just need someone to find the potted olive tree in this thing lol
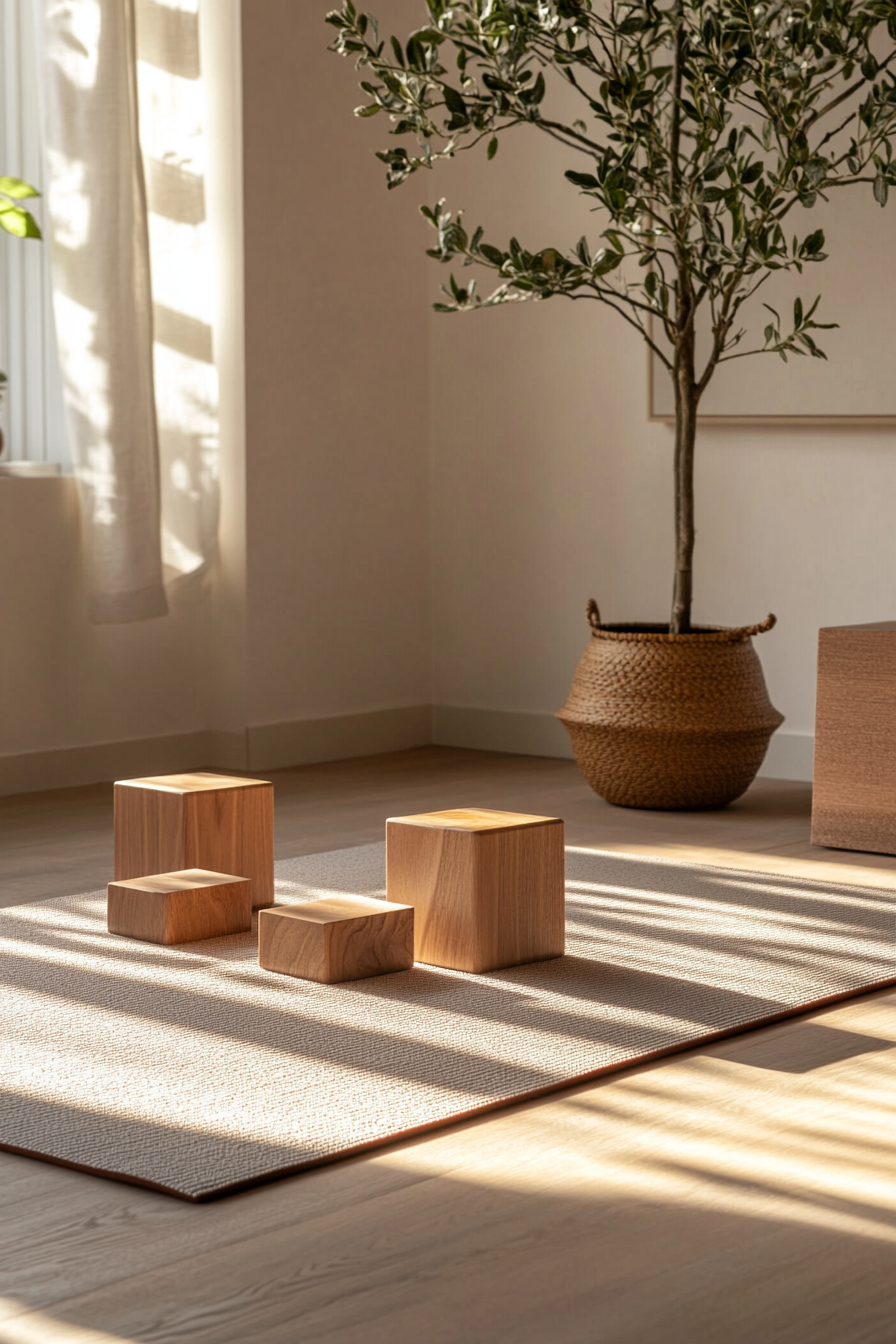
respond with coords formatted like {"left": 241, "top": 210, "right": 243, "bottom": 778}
{"left": 329, "top": 0, "right": 896, "bottom": 808}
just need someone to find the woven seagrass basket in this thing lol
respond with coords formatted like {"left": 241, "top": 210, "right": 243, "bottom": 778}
{"left": 557, "top": 605, "right": 784, "bottom": 810}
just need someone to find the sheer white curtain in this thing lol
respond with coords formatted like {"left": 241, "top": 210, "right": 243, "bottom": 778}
{"left": 40, "top": 0, "right": 219, "bottom": 623}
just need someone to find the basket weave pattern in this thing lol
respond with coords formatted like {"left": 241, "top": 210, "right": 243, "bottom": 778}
{"left": 557, "top": 616, "right": 784, "bottom": 810}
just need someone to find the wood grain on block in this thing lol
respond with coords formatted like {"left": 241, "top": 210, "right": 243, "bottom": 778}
{"left": 114, "top": 773, "right": 274, "bottom": 908}
{"left": 812, "top": 622, "right": 896, "bottom": 855}
{"left": 258, "top": 897, "right": 415, "bottom": 984}
{"left": 107, "top": 869, "right": 252, "bottom": 945}
{"left": 386, "top": 808, "right": 565, "bottom": 973}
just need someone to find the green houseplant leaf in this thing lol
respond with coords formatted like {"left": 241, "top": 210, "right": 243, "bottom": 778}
{"left": 0, "top": 176, "right": 42, "bottom": 390}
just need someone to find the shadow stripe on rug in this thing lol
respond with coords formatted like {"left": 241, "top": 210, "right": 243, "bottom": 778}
{"left": 1, "top": 844, "right": 894, "bottom": 1201}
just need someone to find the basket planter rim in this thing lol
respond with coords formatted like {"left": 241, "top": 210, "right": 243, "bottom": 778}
{"left": 589, "top": 614, "right": 777, "bottom": 644}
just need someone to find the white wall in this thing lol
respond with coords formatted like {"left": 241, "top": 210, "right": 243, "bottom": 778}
{"left": 241, "top": 0, "right": 432, "bottom": 737}
{"left": 0, "top": 477, "right": 228, "bottom": 791}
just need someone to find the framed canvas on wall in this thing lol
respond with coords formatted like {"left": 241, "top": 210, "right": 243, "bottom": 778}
{"left": 649, "top": 186, "right": 896, "bottom": 426}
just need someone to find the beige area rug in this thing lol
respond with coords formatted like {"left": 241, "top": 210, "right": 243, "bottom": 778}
{"left": 1, "top": 844, "right": 895, "bottom": 1201}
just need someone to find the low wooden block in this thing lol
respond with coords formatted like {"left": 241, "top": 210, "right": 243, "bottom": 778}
{"left": 114, "top": 772, "right": 274, "bottom": 909}
{"left": 258, "top": 897, "right": 414, "bottom": 984}
{"left": 386, "top": 808, "right": 565, "bottom": 974}
{"left": 107, "top": 869, "right": 252, "bottom": 945}
{"left": 811, "top": 621, "right": 896, "bottom": 855}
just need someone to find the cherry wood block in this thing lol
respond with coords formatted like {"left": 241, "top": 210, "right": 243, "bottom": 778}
{"left": 107, "top": 869, "right": 252, "bottom": 945}
{"left": 258, "top": 897, "right": 415, "bottom": 984}
{"left": 114, "top": 773, "right": 274, "bottom": 909}
{"left": 812, "top": 622, "right": 896, "bottom": 855}
{"left": 386, "top": 808, "right": 565, "bottom": 973}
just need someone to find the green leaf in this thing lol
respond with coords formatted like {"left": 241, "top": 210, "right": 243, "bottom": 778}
{"left": 702, "top": 150, "right": 731, "bottom": 182}
{"left": 794, "top": 296, "right": 803, "bottom": 327}
{"left": 801, "top": 228, "right": 825, "bottom": 257}
{"left": 442, "top": 85, "right": 468, "bottom": 116}
{"left": 487, "top": 136, "right": 498, "bottom": 160}
{"left": 804, "top": 159, "right": 827, "bottom": 188}
{"left": 521, "top": 71, "right": 546, "bottom": 106}
{"left": 0, "top": 176, "right": 40, "bottom": 200}
{"left": 595, "top": 252, "right": 622, "bottom": 276}
{"left": 696, "top": 186, "right": 725, "bottom": 204}
{"left": 874, "top": 174, "right": 889, "bottom": 206}
{"left": 565, "top": 170, "right": 599, "bottom": 189}
{"left": 0, "top": 204, "right": 41, "bottom": 239}
{"left": 741, "top": 162, "right": 763, "bottom": 185}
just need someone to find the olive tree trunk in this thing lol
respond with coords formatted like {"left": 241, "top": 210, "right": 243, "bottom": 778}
{"left": 670, "top": 321, "right": 697, "bottom": 635}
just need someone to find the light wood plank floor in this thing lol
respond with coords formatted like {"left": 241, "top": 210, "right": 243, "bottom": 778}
{"left": 2, "top": 747, "right": 896, "bottom": 1344}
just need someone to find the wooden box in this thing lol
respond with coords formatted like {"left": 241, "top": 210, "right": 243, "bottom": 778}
{"left": 811, "top": 621, "right": 896, "bottom": 855}
{"left": 258, "top": 897, "right": 414, "bottom": 984}
{"left": 386, "top": 808, "right": 565, "bottom": 973}
{"left": 107, "top": 869, "right": 252, "bottom": 945}
{"left": 114, "top": 773, "right": 274, "bottom": 909}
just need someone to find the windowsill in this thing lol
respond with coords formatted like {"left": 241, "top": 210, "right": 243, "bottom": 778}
{"left": 0, "top": 462, "right": 65, "bottom": 478}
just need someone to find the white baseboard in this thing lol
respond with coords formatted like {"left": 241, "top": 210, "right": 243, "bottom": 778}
{"left": 757, "top": 730, "right": 815, "bottom": 782}
{"left": 0, "top": 730, "right": 249, "bottom": 798}
{"left": 433, "top": 706, "right": 815, "bottom": 783}
{"left": 0, "top": 708, "right": 433, "bottom": 797}
{"left": 0, "top": 707, "right": 814, "bottom": 797}
{"left": 247, "top": 706, "right": 433, "bottom": 771}
{"left": 432, "top": 705, "right": 574, "bottom": 759}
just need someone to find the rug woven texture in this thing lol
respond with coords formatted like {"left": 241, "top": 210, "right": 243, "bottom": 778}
{"left": 1, "top": 844, "right": 894, "bottom": 1200}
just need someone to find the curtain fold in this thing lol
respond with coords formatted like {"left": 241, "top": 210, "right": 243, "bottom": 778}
{"left": 40, "top": 0, "right": 222, "bottom": 624}
{"left": 42, "top": 0, "right": 168, "bottom": 624}
{"left": 134, "top": 0, "right": 220, "bottom": 591}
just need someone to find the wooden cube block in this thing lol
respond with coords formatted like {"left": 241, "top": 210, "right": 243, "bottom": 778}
{"left": 107, "top": 869, "right": 252, "bottom": 945}
{"left": 386, "top": 808, "right": 565, "bottom": 973}
{"left": 114, "top": 773, "right": 274, "bottom": 909}
{"left": 258, "top": 897, "right": 414, "bottom": 984}
{"left": 811, "top": 621, "right": 896, "bottom": 855}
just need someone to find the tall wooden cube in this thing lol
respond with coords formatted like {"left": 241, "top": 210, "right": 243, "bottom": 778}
{"left": 108, "top": 869, "right": 253, "bottom": 945}
{"left": 812, "top": 621, "right": 896, "bottom": 855}
{"left": 258, "top": 897, "right": 415, "bottom": 984}
{"left": 386, "top": 808, "right": 565, "bottom": 973}
{"left": 114, "top": 772, "right": 274, "bottom": 909}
